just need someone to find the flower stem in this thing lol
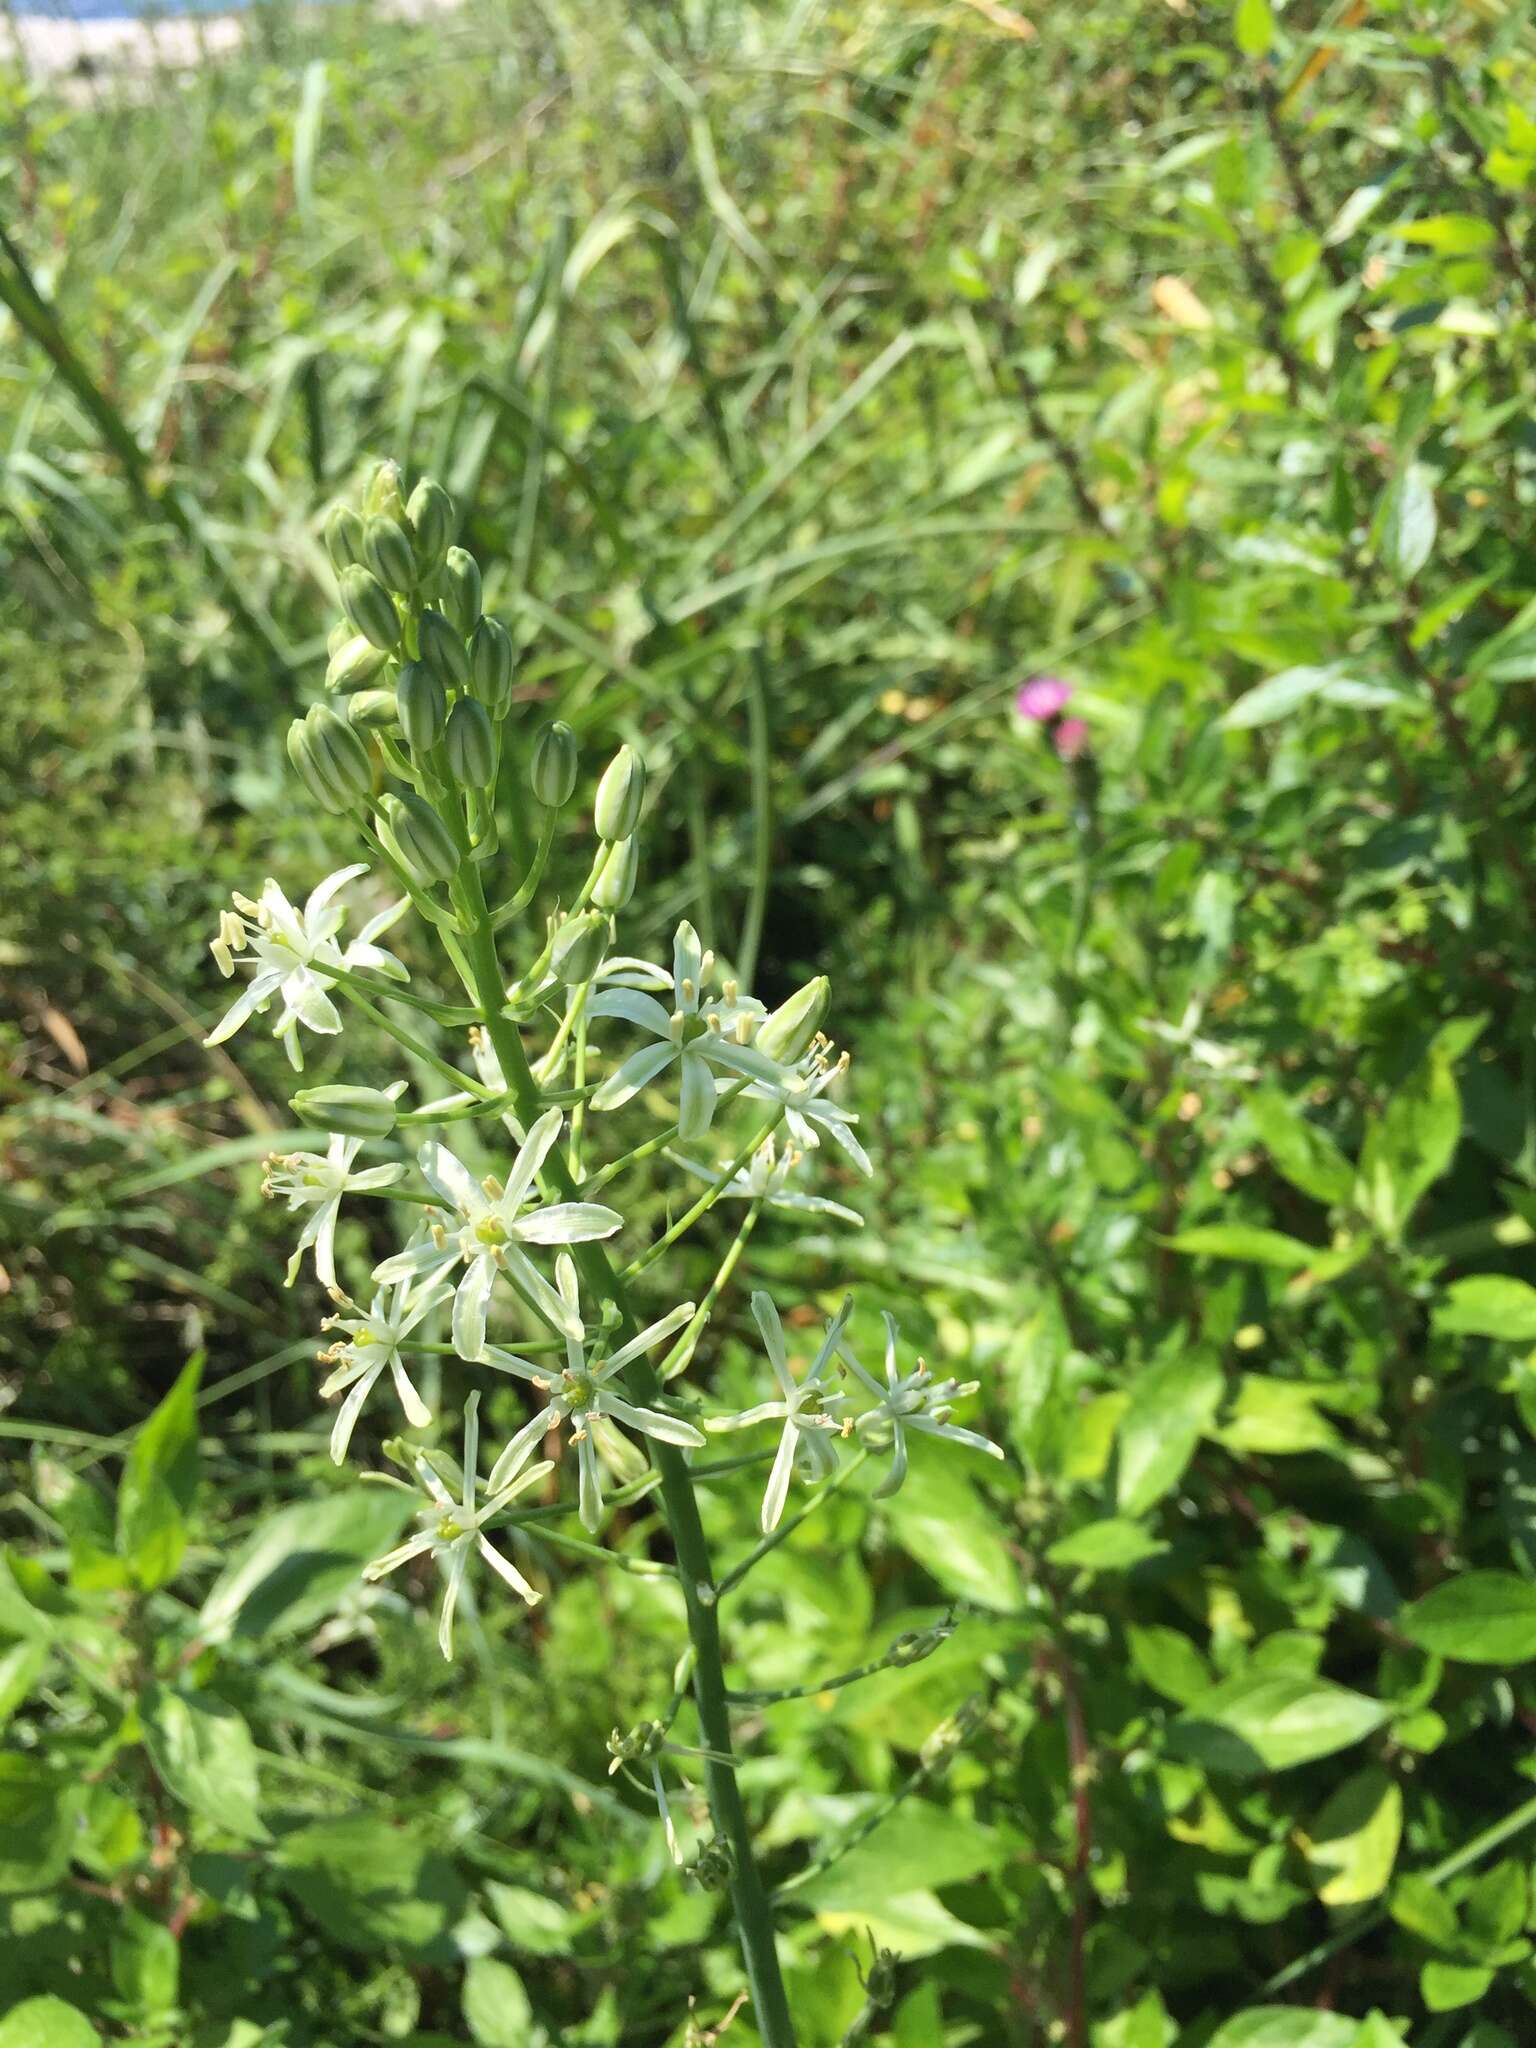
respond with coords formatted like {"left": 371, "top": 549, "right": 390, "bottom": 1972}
{"left": 447, "top": 860, "right": 798, "bottom": 2048}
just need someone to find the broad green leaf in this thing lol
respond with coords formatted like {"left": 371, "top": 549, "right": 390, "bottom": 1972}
{"left": 1389, "top": 214, "right": 1497, "bottom": 254}
{"left": 1297, "top": 1766, "right": 1402, "bottom": 1904}
{"left": 0, "top": 1642, "right": 47, "bottom": 1732}
{"left": 198, "top": 1488, "right": 413, "bottom": 1643}
{"left": 814, "top": 1888, "right": 991, "bottom": 1957}
{"left": 1047, "top": 1518, "right": 1167, "bottom": 1572}
{"left": 277, "top": 1816, "right": 468, "bottom": 1956}
{"left": 1206, "top": 2011, "right": 1358, "bottom": 2048}
{"left": 116, "top": 1354, "right": 202, "bottom": 1591}
{"left": 1421, "top": 1961, "right": 1494, "bottom": 2012}
{"left": 485, "top": 1882, "right": 582, "bottom": 1956}
{"left": 882, "top": 1452, "right": 1018, "bottom": 1612}
{"left": 463, "top": 1956, "right": 534, "bottom": 2048}
{"left": 795, "top": 1804, "right": 1006, "bottom": 1911}
{"left": 0, "top": 2000, "right": 101, "bottom": 2048}
{"left": 1358, "top": 1040, "right": 1461, "bottom": 1241}
{"left": 1169, "top": 1672, "right": 1388, "bottom": 1776}
{"left": 1378, "top": 462, "right": 1437, "bottom": 584}
{"left": 0, "top": 1756, "right": 83, "bottom": 1895}
{"left": 1220, "top": 664, "right": 1361, "bottom": 733}
{"left": 142, "top": 1686, "right": 266, "bottom": 1841}
{"left": 1117, "top": 1351, "right": 1223, "bottom": 1515}
{"left": 1390, "top": 1870, "right": 1459, "bottom": 1947}
{"left": 1247, "top": 1090, "right": 1354, "bottom": 1205}
{"left": 1127, "top": 1624, "right": 1212, "bottom": 1706}
{"left": 1233, "top": 0, "right": 1273, "bottom": 57}
{"left": 1432, "top": 1275, "right": 1536, "bottom": 1342}
{"left": 1164, "top": 1224, "right": 1317, "bottom": 1269}
{"left": 1466, "top": 1858, "right": 1527, "bottom": 1948}
{"left": 1401, "top": 1572, "right": 1536, "bottom": 1664}
{"left": 110, "top": 1909, "right": 179, "bottom": 2016}
{"left": 1216, "top": 1378, "right": 1344, "bottom": 1457}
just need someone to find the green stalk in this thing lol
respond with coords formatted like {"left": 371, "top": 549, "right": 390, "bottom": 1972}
{"left": 447, "top": 858, "right": 797, "bottom": 2048}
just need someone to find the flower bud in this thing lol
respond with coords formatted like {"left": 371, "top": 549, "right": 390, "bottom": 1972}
{"left": 441, "top": 547, "right": 482, "bottom": 636}
{"left": 593, "top": 745, "right": 645, "bottom": 841}
{"left": 339, "top": 564, "right": 401, "bottom": 652}
{"left": 323, "top": 504, "right": 365, "bottom": 573}
{"left": 531, "top": 721, "right": 578, "bottom": 807}
{"left": 286, "top": 716, "right": 349, "bottom": 815}
{"left": 325, "top": 633, "right": 391, "bottom": 694}
{"left": 290, "top": 1085, "right": 400, "bottom": 1139}
{"left": 468, "top": 616, "right": 514, "bottom": 717}
{"left": 346, "top": 688, "right": 400, "bottom": 731}
{"left": 364, "top": 458, "right": 408, "bottom": 525}
{"left": 445, "top": 696, "right": 496, "bottom": 790}
{"left": 304, "top": 703, "right": 374, "bottom": 808}
{"left": 363, "top": 514, "right": 418, "bottom": 595}
{"left": 406, "top": 476, "right": 454, "bottom": 564}
{"left": 591, "top": 835, "right": 638, "bottom": 910}
{"left": 756, "top": 976, "right": 829, "bottom": 1063}
{"left": 550, "top": 910, "right": 608, "bottom": 986}
{"left": 379, "top": 791, "right": 460, "bottom": 886}
{"left": 397, "top": 661, "right": 447, "bottom": 753}
{"left": 417, "top": 608, "right": 471, "bottom": 689}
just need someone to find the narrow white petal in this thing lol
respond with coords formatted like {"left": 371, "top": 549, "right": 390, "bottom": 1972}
{"left": 761, "top": 1425, "right": 798, "bottom": 1532}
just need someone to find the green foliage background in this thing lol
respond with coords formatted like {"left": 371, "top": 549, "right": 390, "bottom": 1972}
{"left": 5, "top": 0, "right": 1536, "bottom": 2041}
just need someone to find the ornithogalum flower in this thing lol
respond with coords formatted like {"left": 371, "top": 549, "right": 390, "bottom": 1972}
{"left": 673, "top": 1135, "right": 863, "bottom": 1226}
{"left": 839, "top": 1312, "right": 1003, "bottom": 1498}
{"left": 363, "top": 1393, "right": 552, "bottom": 1659}
{"left": 205, "top": 865, "right": 408, "bottom": 1070}
{"left": 318, "top": 1271, "right": 449, "bottom": 1463}
{"left": 264, "top": 1122, "right": 407, "bottom": 1289}
{"left": 708, "top": 1292, "right": 852, "bottom": 1531}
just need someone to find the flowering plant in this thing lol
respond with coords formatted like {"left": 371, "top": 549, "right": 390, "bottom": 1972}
{"left": 208, "top": 461, "right": 1001, "bottom": 2043}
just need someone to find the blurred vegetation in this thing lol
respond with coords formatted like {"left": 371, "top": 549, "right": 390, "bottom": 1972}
{"left": 7, "top": 0, "right": 1536, "bottom": 2042}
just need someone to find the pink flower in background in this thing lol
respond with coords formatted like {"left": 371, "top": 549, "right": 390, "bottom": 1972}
{"left": 1015, "top": 675, "right": 1073, "bottom": 722}
{"left": 1053, "top": 717, "right": 1090, "bottom": 762}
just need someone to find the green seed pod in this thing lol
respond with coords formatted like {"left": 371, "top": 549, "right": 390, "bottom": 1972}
{"left": 756, "top": 975, "right": 830, "bottom": 1063}
{"left": 346, "top": 688, "right": 400, "bottom": 731}
{"left": 397, "top": 661, "right": 447, "bottom": 753}
{"left": 441, "top": 547, "right": 482, "bottom": 636}
{"left": 380, "top": 791, "right": 460, "bottom": 886}
{"left": 364, "top": 458, "right": 408, "bottom": 526}
{"left": 468, "top": 616, "right": 514, "bottom": 717}
{"left": 323, "top": 503, "right": 365, "bottom": 573}
{"left": 531, "top": 720, "right": 578, "bottom": 807}
{"left": 290, "top": 1084, "right": 401, "bottom": 1139}
{"left": 286, "top": 715, "right": 349, "bottom": 815}
{"left": 444, "top": 696, "right": 496, "bottom": 790}
{"left": 591, "top": 835, "right": 638, "bottom": 910}
{"left": 325, "top": 633, "right": 391, "bottom": 694}
{"left": 406, "top": 476, "right": 454, "bottom": 564}
{"left": 327, "top": 618, "right": 352, "bottom": 657}
{"left": 593, "top": 745, "right": 646, "bottom": 842}
{"left": 363, "top": 515, "right": 418, "bottom": 595}
{"left": 550, "top": 910, "right": 608, "bottom": 987}
{"left": 417, "top": 608, "right": 471, "bottom": 690}
{"left": 305, "top": 703, "right": 374, "bottom": 807}
{"left": 339, "top": 564, "right": 401, "bottom": 652}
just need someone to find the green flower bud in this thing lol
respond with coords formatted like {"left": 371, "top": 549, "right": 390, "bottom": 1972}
{"left": 441, "top": 547, "right": 482, "bottom": 636}
{"left": 406, "top": 476, "right": 454, "bottom": 564}
{"left": 339, "top": 564, "right": 401, "bottom": 652}
{"left": 468, "top": 616, "right": 514, "bottom": 717}
{"left": 304, "top": 703, "right": 374, "bottom": 807}
{"left": 379, "top": 791, "right": 460, "bottom": 886}
{"left": 323, "top": 503, "right": 365, "bottom": 573}
{"left": 364, "top": 458, "right": 408, "bottom": 525}
{"left": 327, "top": 618, "right": 352, "bottom": 657}
{"left": 756, "top": 976, "right": 830, "bottom": 1063}
{"left": 290, "top": 1084, "right": 400, "bottom": 1139}
{"left": 593, "top": 745, "right": 646, "bottom": 842}
{"left": 417, "top": 608, "right": 471, "bottom": 689}
{"left": 286, "top": 716, "right": 349, "bottom": 815}
{"left": 591, "top": 834, "right": 638, "bottom": 910}
{"left": 363, "top": 514, "right": 418, "bottom": 595}
{"left": 397, "top": 661, "right": 447, "bottom": 753}
{"left": 325, "top": 633, "right": 391, "bottom": 694}
{"left": 531, "top": 720, "right": 578, "bottom": 807}
{"left": 346, "top": 688, "right": 400, "bottom": 731}
{"left": 445, "top": 696, "right": 496, "bottom": 790}
{"left": 550, "top": 910, "right": 608, "bottom": 987}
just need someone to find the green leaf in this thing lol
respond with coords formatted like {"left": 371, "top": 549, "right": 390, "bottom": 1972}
{"left": 1390, "top": 1870, "right": 1459, "bottom": 1948}
{"left": 0, "top": 1642, "right": 47, "bottom": 1732}
{"left": 1247, "top": 1090, "right": 1354, "bottom": 1205}
{"left": 1401, "top": 1572, "right": 1536, "bottom": 1664}
{"left": 1206, "top": 2011, "right": 1359, "bottom": 2048}
{"left": 485, "top": 1882, "right": 582, "bottom": 1956}
{"left": 1389, "top": 214, "right": 1498, "bottom": 254}
{"left": 198, "top": 1488, "right": 413, "bottom": 1643}
{"left": 1297, "top": 1766, "right": 1403, "bottom": 1904}
{"left": 463, "top": 1956, "right": 535, "bottom": 2048}
{"left": 0, "top": 2000, "right": 101, "bottom": 2048}
{"left": 142, "top": 1685, "right": 267, "bottom": 1841}
{"left": 1432, "top": 1275, "right": 1536, "bottom": 1341}
{"left": 1358, "top": 1040, "right": 1461, "bottom": 1241}
{"left": 1117, "top": 1351, "right": 1223, "bottom": 1515}
{"left": 1378, "top": 463, "right": 1437, "bottom": 583}
{"left": 1128, "top": 1624, "right": 1212, "bottom": 1705}
{"left": 1219, "top": 664, "right": 1370, "bottom": 733}
{"left": 1216, "top": 1377, "right": 1344, "bottom": 1457}
{"left": 1047, "top": 1518, "right": 1168, "bottom": 1572}
{"left": 1164, "top": 1224, "right": 1318, "bottom": 1269}
{"left": 116, "top": 1354, "right": 202, "bottom": 1591}
{"left": 813, "top": 1889, "right": 991, "bottom": 1957}
{"left": 882, "top": 1451, "right": 1018, "bottom": 1612}
{"left": 1169, "top": 1672, "right": 1388, "bottom": 1776}
{"left": 110, "top": 1909, "right": 179, "bottom": 2016}
{"left": 277, "top": 1816, "right": 468, "bottom": 1957}
{"left": 1466, "top": 1858, "right": 1528, "bottom": 1949}
{"left": 1233, "top": 0, "right": 1273, "bottom": 57}
{"left": 1421, "top": 1960, "right": 1494, "bottom": 2012}
{"left": 0, "top": 1756, "right": 83, "bottom": 1895}
{"left": 795, "top": 1804, "right": 1006, "bottom": 1912}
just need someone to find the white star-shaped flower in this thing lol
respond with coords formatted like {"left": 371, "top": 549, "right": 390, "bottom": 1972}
{"left": 318, "top": 1271, "right": 449, "bottom": 1463}
{"left": 707, "top": 1292, "right": 852, "bottom": 1532}
{"left": 264, "top": 1121, "right": 406, "bottom": 1289}
{"left": 672, "top": 1134, "right": 863, "bottom": 1227}
{"left": 840, "top": 1313, "right": 1003, "bottom": 1498}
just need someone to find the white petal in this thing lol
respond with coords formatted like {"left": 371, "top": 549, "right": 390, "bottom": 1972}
{"left": 672, "top": 921, "right": 704, "bottom": 999}
{"left": 363, "top": 1532, "right": 435, "bottom": 1581}
{"left": 453, "top": 1257, "right": 496, "bottom": 1361}
{"left": 761, "top": 1424, "right": 798, "bottom": 1532}
{"left": 437, "top": 1545, "right": 469, "bottom": 1660}
{"left": 477, "top": 1533, "right": 541, "bottom": 1606}
{"left": 329, "top": 1366, "right": 378, "bottom": 1465}
{"left": 604, "top": 1299, "right": 697, "bottom": 1374}
{"left": 591, "top": 1040, "right": 676, "bottom": 1111}
{"left": 303, "top": 863, "right": 369, "bottom": 924}
{"left": 576, "top": 1433, "right": 604, "bottom": 1533}
{"left": 312, "top": 1199, "right": 341, "bottom": 1292}
{"left": 676, "top": 1053, "right": 717, "bottom": 1142}
{"left": 487, "top": 1406, "right": 560, "bottom": 1491}
{"left": 203, "top": 970, "right": 281, "bottom": 1047}
{"left": 503, "top": 1245, "right": 583, "bottom": 1339}
{"left": 504, "top": 1107, "right": 564, "bottom": 1210}
{"left": 389, "top": 1354, "right": 432, "bottom": 1430}
{"left": 418, "top": 1140, "right": 481, "bottom": 1217}
{"left": 516, "top": 1202, "right": 623, "bottom": 1246}
{"left": 599, "top": 1393, "right": 704, "bottom": 1448}
{"left": 751, "top": 1291, "right": 792, "bottom": 1400}
{"left": 585, "top": 989, "right": 673, "bottom": 1036}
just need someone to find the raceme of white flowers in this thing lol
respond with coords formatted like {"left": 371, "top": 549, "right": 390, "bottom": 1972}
{"left": 209, "top": 460, "right": 1001, "bottom": 1695}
